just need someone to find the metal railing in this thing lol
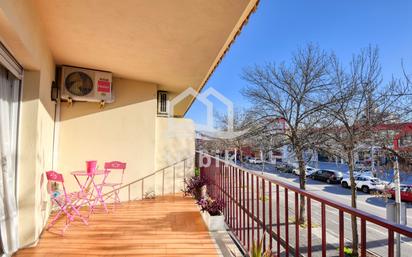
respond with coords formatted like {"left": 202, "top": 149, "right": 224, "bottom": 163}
{"left": 196, "top": 151, "right": 412, "bottom": 257}
{"left": 103, "top": 156, "right": 193, "bottom": 201}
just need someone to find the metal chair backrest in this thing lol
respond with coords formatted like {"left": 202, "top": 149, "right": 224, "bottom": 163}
{"left": 104, "top": 161, "right": 127, "bottom": 185}
{"left": 45, "top": 170, "right": 68, "bottom": 197}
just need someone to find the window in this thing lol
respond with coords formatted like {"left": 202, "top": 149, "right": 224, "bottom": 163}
{"left": 0, "top": 42, "right": 22, "bottom": 255}
{"left": 157, "top": 91, "right": 168, "bottom": 115}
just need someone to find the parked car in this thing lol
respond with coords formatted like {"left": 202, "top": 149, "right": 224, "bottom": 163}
{"left": 341, "top": 175, "right": 386, "bottom": 193}
{"left": 309, "top": 169, "right": 343, "bottom": 183}
{"left": 248, "top": 157, "right": 263, "bottom": 164}
{"left": 292, "top": 166, "right": 318, "bottom": 176}
{"left": 276, "top": 163, "right": 294, "bottom": 173}
{"left": 388, "top": 185, "right": 412, "bottom": 202}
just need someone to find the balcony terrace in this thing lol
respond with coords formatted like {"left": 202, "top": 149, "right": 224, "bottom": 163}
{"left": 15, "top": 195, "right": 219, "bottom": 257}
{"left": 11, "top": 152, "right": 412, "bottom": 257}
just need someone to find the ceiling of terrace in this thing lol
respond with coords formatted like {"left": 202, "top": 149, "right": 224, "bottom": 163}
{"left": 30, "top": 0, "right": 258, "bottom": 114}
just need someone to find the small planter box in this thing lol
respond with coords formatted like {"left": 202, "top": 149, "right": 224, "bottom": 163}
{"left": 200, "top": 210, "right": 225, "bottom": 231}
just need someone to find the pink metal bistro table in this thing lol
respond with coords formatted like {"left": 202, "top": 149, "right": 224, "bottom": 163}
{"left": 71, "top": 170, "right": 110, "bottom": 214}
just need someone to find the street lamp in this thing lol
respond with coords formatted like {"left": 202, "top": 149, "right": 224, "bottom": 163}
{"left": 392, "top": 138, "right": 402, "bottom": 257}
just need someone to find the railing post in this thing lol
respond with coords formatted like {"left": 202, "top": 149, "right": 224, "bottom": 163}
{"left": 262, "top": 177, "right": 266, "bottom": 250}
{"left": 227, "top": 164, "right": 229, "bottom": 224}
{"left": 236, "top": 168, "right": 239, "bottom": 237}
{"left": 389, "top": 229, "right": 394, "bottom": 257}
{"left": 251, "top": 173, "right": 255, "bottom": 244}
{"left": 321, "top": 202, "right": 326, "bottom": 257}
{"left": 230, "top": 166, "right": 234, "bottom": 230}
{"left": 238, "top": 168, "right": 242, "bottom": 242}
{"left": 219, "top": 162, "right": 221, "bottom": 201}
{"left": 285, "top": 188, "right": 289, "bottom": 257}
{"left": 183, "top": 159, "right": 186, "bottom": 191}
{"left": 269, "top": 181, "right": 273, "bottom": 250}
{"left": 232, "top": 166, "right": 235, "bottom": 231}
{"left": 276, "top": 184, "right": 280, "bottom": 256}
{"left": 216, "top": 163, "right": 219, "bottom": 199}
{"left": 210, "top": 159, "right": 213, "bottom": 198}
{"left": 307, "top": 197, "right": 312, "bottom": 257}
{"left": 173, "top": 165, "right": 176, "bottom": 195}
{"left": 361, "top": 219, "right": 366, "bottom": 257}
{"left": 128, "top": 185, "right": 130, "bottom": 202}
{"left": 162, "top": 169, "right": 165, "bottom": 196}
{"left": 242, "top": 169, "right": 246, "bottom": 247}
{"left": 295, "top": 192, "right": 299, "bottom": 257}
{"left": 339, "top": 210, "right": 344, "bottom": 257}
{"left": 141, "top": 180, "right": 144, "bottom": 199}
{"left": 256, "top": 174, "right": 260, "bottom": 244}
{"left": 224, "top": 164, "right": 228, "bottom": 223}
{"left": 247, "top": 172, "right": 251, "bottom": 251}
{"left": 222, "top": 163, "right": 224, "bottom": 206}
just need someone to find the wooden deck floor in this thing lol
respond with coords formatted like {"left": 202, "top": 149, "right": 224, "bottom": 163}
{"left": 15, "top": 195, "right": 219, "bottom": 257}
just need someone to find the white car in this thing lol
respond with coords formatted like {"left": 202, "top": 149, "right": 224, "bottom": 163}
{"left": 341, "top": 175, "right": 386, "bottom": 193}
{"left": 293, "top": 166, "right": 317, "bottom": 176}
{"left": 248, "top": 158, "right": 263, "bottom": 164}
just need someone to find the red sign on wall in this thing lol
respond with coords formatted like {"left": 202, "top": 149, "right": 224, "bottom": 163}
{"left": 97, "top": 80, "right": 111, "bottom": 93}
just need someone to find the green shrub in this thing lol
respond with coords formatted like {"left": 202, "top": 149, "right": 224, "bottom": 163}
{"left": 194, "top": 167, "right": 200, "bottom": 177}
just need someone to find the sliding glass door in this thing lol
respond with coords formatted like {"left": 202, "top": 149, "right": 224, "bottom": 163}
{"left": 0, "top": 64, "right": 20, "bottom": 255}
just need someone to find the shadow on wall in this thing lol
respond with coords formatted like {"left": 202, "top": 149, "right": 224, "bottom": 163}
{"left": 156, "top": 118, "right": 195, "bottom": 165}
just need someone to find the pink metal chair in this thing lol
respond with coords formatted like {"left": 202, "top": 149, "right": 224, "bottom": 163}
{"left": 46, "top": 171, "right": 89, "bottom": 234}
{"left": 99, "top": 161, "right": 126, "bottom": 209}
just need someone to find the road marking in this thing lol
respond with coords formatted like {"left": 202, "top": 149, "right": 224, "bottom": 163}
{"left": 247, "top": 166, "right": 412, "bottom": 250}
{"left": 262, "top": 170, "right": 412, "bottom": 223}
{"left": 273, "top": 177, "right": 412, "bottom": 249}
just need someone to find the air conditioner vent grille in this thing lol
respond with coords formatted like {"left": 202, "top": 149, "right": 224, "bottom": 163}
{"left": 65, "top": 71, "right": 94, "bottom": 96}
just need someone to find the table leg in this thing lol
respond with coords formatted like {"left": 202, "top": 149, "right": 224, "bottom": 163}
{"left": 91, "top": 175, "right": 109, "bottom": 213}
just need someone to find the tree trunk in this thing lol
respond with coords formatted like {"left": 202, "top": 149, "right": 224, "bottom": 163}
{"left": 296, "top": 147, "right": 306, "bottom": 225}
{"left": 347, "top": 148, "right": 359, "bottom": 256}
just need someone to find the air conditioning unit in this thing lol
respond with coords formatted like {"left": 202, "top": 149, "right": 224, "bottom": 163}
{"left": 60, "top": 66, "right": 113, "bottom": 103}
{"left": 157, "top": 91, "right": 169, "bottom": 116}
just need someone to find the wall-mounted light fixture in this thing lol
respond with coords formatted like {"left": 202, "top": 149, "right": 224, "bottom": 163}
{"left": 51, "top": 81, "right": 59, "bottom": 102}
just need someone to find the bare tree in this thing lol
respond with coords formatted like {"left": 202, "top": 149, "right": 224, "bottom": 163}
{"left": 242, "top": 44, "right": 335, "bottom": 224}
{"left": 196, "top": 134, "right": 226, "bottom": 156}
{"left": 321, "top": 46, "right": 411, "bottom": 255}
{"left": 368, "top": 76, "right": 412, "bottom": 174}
{"left": 214, "top": 109, "right": 256, "bottom": 162}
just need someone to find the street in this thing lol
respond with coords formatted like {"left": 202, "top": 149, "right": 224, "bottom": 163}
{"left": 235, "top": 162, "right": 412, "bottom": 256}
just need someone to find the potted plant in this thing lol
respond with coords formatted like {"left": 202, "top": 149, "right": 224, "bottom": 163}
{"left": 197, "top": 197, "right": 225, "bottom": 231}
{"left": 183, "top": 175, "right": 207, "bottom": 200}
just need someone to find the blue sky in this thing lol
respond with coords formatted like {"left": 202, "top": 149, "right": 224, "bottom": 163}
{"left": 185, "top": 0, "right": 412, "bottom": 126}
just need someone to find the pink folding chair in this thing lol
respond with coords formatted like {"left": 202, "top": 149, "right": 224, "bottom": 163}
{"left": 46, "top": 171, "right": 89, "bottom": 234}
{"left": 99, "top": 161, "right": 126, "bottom": 209}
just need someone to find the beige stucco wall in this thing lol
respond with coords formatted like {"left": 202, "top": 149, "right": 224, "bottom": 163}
{"left": 58, "top": 81, "right": 196, "bottom": 201}
{"left": 0, "top": 0, "right": 56, "bottom": 248}
{"left": 154, "top": 117, "right": 195, "bottom": 195}
{"left": 155, "top": 117, "right": 195, "bottom": 169}
{"left": 58, "top": 78, "right": 158, "bottom": 200}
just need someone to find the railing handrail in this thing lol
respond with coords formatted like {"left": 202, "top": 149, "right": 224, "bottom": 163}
{"left": 103, "top": 155, "right": 194, "bottom": 199}
{"left": 197, "top": 151, "right": 412, "bottom": 237}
